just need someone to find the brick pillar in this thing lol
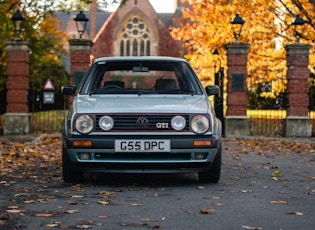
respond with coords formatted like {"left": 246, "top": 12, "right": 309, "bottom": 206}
{"left": 284, "top": 43, "right": 312, "bottom": 137}
{"left": 4, "top": 39, "right": 31, "bottom": 135}
{"left": 225, "top": 42, "right": 250, "bottom": 136}
{"left": 69, "top": 39, "right": 93, "bottom": 86}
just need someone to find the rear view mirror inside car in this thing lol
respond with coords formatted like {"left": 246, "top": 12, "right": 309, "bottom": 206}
{"left": 132, "top": 66, "right": 149, "bottom": 72}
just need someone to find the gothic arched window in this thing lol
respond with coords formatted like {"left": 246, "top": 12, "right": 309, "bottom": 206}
{"left": 118, "top": 15, "right": 151, "bottom": 56}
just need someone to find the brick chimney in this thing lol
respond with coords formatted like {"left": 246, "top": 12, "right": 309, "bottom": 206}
{"left": 90, "top": 0, "right": 97, "bottom": 40}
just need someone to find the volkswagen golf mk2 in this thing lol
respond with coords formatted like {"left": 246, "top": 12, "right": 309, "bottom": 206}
{"left": 62, "top": 56, "right": 222, "bottom": 183}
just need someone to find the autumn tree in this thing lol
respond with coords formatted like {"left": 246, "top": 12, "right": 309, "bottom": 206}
{"left": 171, "top": 0, "right": 315, "bottom": 86}
{"left": 0, "top": 1, "right": 69, "bottom": 96}
{"left": 0, "top": 0, "right": 125, "bottom": 113}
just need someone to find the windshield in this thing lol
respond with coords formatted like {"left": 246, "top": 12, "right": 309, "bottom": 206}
{"left": 79, "top": 60, "right": 203, "bottom": 95}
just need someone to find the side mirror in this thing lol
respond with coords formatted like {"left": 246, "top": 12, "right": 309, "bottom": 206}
{"left": 205, "top": 85, "right": 219, "bottom": 96}
{"left": 62, "top": 85, "right": 76, "bottom": 95}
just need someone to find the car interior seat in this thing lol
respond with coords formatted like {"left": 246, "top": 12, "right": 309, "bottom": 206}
{"left": 155, "top": 79, "right": 178, "bottom": 91}
{"left": 103, "top": 81, "right": 125, "bottom": 88}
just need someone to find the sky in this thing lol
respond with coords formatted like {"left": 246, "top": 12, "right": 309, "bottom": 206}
{"left": 108, "top": 0, "right": 176, "bottom": 13}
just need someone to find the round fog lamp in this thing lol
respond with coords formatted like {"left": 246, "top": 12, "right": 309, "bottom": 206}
{"left": 99, "top": 116, "right": 114, "bottom": 131}
{"left": 171, "top": 116, "right": 186, "bottom": 131}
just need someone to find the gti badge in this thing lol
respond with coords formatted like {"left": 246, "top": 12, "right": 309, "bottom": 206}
{"left": 156, "top": 123, "right": 169, "bottom": 128}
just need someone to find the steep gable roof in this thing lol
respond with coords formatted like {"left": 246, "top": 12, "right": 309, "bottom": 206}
{"left": 56, "top": 8, "right": 175, "bottom": 41}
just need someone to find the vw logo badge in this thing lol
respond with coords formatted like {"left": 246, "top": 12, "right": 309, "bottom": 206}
{"left": 137, "top": 117, "right": 149, "bottom": 128}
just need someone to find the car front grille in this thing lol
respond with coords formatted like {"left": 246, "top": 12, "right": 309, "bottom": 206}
{"left": 95, "top": 114, "right": 190, "bottom": 131}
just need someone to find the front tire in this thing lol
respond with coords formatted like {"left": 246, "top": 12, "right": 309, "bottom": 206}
{"left": 198, "top": 144, "right": 222, "bottom": 183}
{"left": 62, "top": 145, "right": 84, "bottom": 183}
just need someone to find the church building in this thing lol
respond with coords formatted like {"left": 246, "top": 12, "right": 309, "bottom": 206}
{"left": 57, "top": 0, "right": 187, "bottom": 61}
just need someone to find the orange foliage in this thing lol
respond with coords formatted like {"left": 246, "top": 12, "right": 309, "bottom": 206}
{"left": 171, "top": 0, "right": 315, "bottom": 84}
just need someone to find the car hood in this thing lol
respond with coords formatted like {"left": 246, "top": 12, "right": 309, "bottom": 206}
{"left": 73, "top": 95, "right": 210, "bottom": 114}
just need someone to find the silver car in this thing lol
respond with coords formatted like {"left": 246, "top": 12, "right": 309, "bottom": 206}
{"left": 62, "top": 56, "right": 222, "bottom": 183}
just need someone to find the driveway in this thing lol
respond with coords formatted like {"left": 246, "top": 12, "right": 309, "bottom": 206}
{"left": 0, "top": 135, "right": 314, "bottom": 229}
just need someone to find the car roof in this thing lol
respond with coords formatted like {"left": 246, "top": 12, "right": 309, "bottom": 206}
{"left": 93, "top": 56, "right": 188, "bottom": 63}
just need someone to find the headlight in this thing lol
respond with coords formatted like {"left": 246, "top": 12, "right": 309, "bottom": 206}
{"left": 75, "top": 115, "right": 94, "bottom": 134}
{"left": 99, "top": 116, "right": 114, "bottom": 131}
{"left": 171, "top": 116, "right": 186, "bottom": 131}
{"left": 191, "top": 115, "right": 209, "bottom": 134}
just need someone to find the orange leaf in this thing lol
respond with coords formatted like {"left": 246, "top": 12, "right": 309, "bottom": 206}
{"left": 200, "top": 208, "right": 216, "bottom": 214}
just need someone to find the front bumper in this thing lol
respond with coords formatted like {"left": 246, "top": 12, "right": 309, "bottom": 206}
{"left": 62, "top": 134, "right": 221, "bottom": 173}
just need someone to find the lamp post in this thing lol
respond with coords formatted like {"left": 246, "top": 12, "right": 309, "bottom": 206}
{"left": 291, "top": 14, "right": 305, "bottom": 43}
{"left": 11, "top": 10, "right": 25, "bottom": 39}
{"left": 231, "top": 14, "right": 245, "bottom": 42}
{"left": 212, "top": 48, "right": 225, "bottom": 135}
{"left": 74, "top": 11, "right": 89, "bottom": 39}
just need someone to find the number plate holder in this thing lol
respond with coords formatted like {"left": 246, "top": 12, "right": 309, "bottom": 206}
{"left": 115, "top": 140, "right": 170, "bottom": 152}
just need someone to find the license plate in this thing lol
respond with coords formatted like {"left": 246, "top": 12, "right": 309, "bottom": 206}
{"left": 115, "top": 140, "right": 170, "bottom": 152}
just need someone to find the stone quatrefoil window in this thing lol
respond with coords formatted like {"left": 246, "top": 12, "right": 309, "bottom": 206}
{"left": 119, "top": 15, "right": 151, "bottom": 56}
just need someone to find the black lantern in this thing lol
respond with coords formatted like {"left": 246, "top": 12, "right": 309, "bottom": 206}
{"left": 74, "top": 11, "right": 89, "bottom": 39}
{"left": 231, "top": 14, "right": 245, "bottom": 42}
{"left": 11, "top": 10, "right": 25, "bottom": 38}
{"left": 291, "top": 14, "right": 305, "bottom": 43}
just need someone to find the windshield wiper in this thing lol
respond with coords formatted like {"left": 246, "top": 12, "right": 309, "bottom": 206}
{"left": 137, "top": 90, "right": 152, "bottom": 96}
{"left": 180, "top": 89, "right": 197, "bottom": 94}
{"left": 156, "top": 89, "right": 197, "bottom": 94}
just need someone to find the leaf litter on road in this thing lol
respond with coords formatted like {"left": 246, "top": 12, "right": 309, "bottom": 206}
{"left": 0, "top": 135, "right": 314, "bottom": 229}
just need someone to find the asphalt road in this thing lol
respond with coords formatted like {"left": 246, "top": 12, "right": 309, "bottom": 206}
{"left": 0, "top": 137, "right": 314, "bottom": 230}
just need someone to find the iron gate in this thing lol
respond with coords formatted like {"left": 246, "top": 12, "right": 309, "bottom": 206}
{"left": 28, "top": 66, "right": 69, "bottom": 133}
{"left": 247, "top": 69, "right": 287, "bottom": 136}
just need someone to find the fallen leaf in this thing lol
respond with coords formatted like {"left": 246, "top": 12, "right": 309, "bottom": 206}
{"left": 76, "top": 225, "right": 92, "bottom": 229}
{"left": 186, "top": 210, "right": 197, "bottom": 214}
{"left": 242, "top": 225, "right": 262, "bottom": 229}
{"left": 67, "top": 200, "right": 78, "bottom": 205}
{"left": 287, "top": 211, "right": 303, "bottom": 216}
{"left": 24, "top": 200, "right": 36, "bottom": 204}
{"left": 99, "top": 191, "right": 115, "bottom": 197}
{"left": 234, "top": 155, "right": 242, "bottom": 160}
{"left": 42, "top": 223, "right": 59, "bottom": 227}
{"left": 98, "top": 200, "right": 110, "bottom": 205}
{"left": 66, "top": 210, "right": 78, "bottom": 214}
{"left": 140, "top": 218, "right": 152, "bottom": 222}
{"left": 213, "top": 203, "right": 224, "bottom": 207}
{"left": 0, "top": 214, "right": 11, "bottom": 220}
{"left": 130, "top": 203, "right": 143, "bottom": 206}
{"left": 200, "top": 208, "right": 216, "bottom": 214}
{"left": 6, "top": 209, "right": 27, "bottom": 213}
{"left": 272, "top": 169, "right": 282, "bottom": 177}
{"left": 270, "top": 200, "right": 289, "bottom": 204}
{"left": 35, "top": 213, "right": 55, "bottom": 217}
